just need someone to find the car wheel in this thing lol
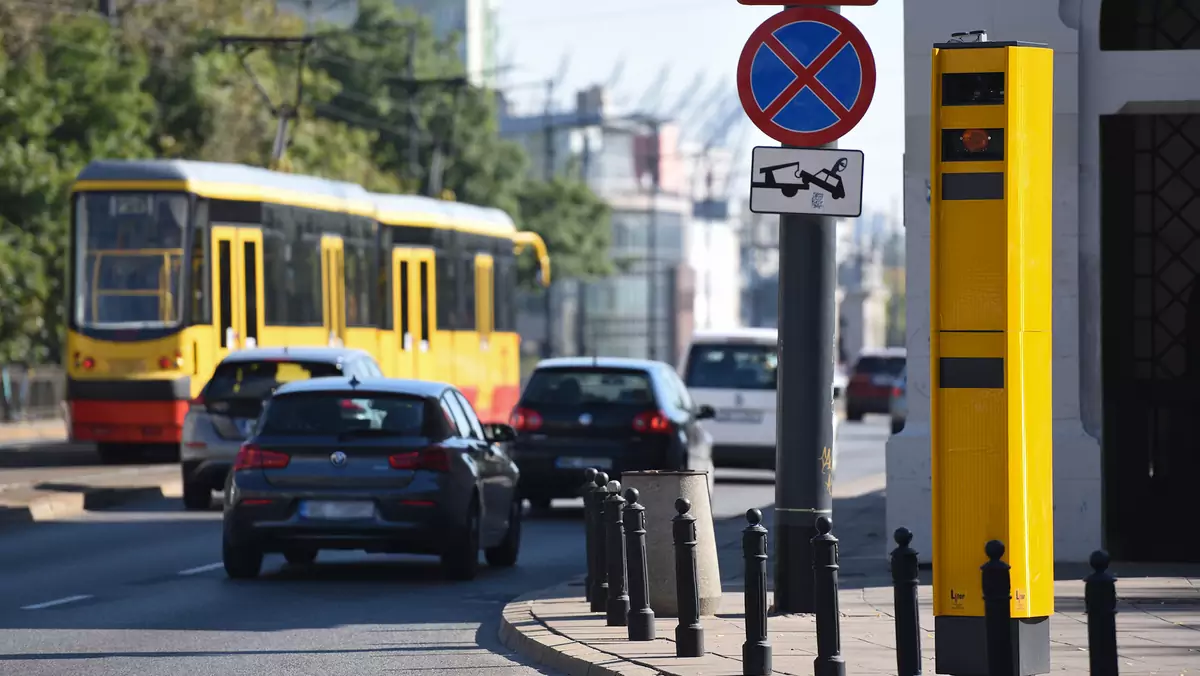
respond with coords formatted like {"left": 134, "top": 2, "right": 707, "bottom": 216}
{"left": 284, "top": 548, "right": 318, "bottom": 566}
{"left": 222, "top": 537, "right": 263, "bottom": 579}
{"left": 181, "top": 476, "right": 211, "bottom": 511}
{"left": 527, "top": 497, "right": 552, "bottom": 513}
{"left": 891, "top": 419, "right": 905, "bottom": 435}
{"left": 442, "top": 498, "right": 481, "bottom": 581}
{"left": 485, "top": 497, "right": 522, "bottom": 568}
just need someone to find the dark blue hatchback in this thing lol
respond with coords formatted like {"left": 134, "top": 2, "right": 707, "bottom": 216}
{"left": 222, "top": 376, "right": 521, "bottom": 581}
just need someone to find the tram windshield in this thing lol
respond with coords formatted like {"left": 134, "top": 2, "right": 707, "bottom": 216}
{"left": 72, "top": 192, "right": 188, "bottom": 330}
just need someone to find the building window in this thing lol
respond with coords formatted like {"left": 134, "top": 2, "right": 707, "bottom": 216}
{"left": 1101, "top": 0, "right": 1200, "bottom": 50}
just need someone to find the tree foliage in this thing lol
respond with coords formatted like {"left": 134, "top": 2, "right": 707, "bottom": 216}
{"left": 0, "top": 0, "right": 611, "bottom": 364}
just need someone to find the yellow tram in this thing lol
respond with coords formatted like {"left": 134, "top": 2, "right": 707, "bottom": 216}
{"left": 66, "top": 159, "right": 549, "bottom": 461}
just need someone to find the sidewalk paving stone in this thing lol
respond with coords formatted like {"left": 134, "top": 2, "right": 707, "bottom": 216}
{"left": 500, "top": 474, "right": 1200, "bottom": 675}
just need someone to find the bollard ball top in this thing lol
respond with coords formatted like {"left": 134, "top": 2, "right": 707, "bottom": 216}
{"left": 606, "top": 479, "right": 621, "bottom": 493}
{"left": 1089, "top": 549, "right": 1110, "bottom": 573}
{"left": 816, "top": 515, "right": 832, "bottom": 535}
{"left": 675, "top": 497, "right": 691, "bottom": 515}
{"left": 584, "top": 467, "right": 597, "bottom": 481}
{"left": 894, "top": 527, "right": 913, "bottom": 547}
{"left": 594, "top": 471, "right": 609, "bottom": 488}
{"left": 985, "top": 539, "right": 1005, "bottom": 561}
{"left": 745, "top": 508, "right": 762, "bottom": 526}
{"left": 624, "top": 487, "right": 639, "bottom": 504}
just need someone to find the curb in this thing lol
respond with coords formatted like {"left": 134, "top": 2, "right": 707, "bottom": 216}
{"left": 0, "top": 475, "right": 182, "bottom": 526}
{"left": 500, "top": 512, "right": 754, "bottom": 676}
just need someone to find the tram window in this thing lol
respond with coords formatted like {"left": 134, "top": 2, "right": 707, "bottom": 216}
{"left": 190, "top": 200, "right": 211, "bottom": 325}
{"left": 400, "top": 260, "right": 410, "bottom": 338}
{"left": 460, "top": 253, "right": 476, "bottom": 331}
{"left": 262, "top": 204, "right": 322, "bottom": 326}
{"left": 419, "top": 260, "right": 430, "bottom": 341}
{"left": 243, "top": 240, "right": 259, "bottom": 341}
{"left": 345, "top": 239, "right": 374, "bottom": 327}
{"left": 494, "top": 256, "right": 514, "bottom": 332}
{"left": 218, "top": 240, "right": 232, "bottom": 348}
{"left": 436, "top": 250, "right": 457, "bottom": 330}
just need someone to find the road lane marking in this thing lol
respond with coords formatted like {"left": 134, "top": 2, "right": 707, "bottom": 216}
{"left": 178, "top": 562, "right": 223, "bottom": 576}
{"left": 21, "top": 594, "right": 92, "bottom": 610}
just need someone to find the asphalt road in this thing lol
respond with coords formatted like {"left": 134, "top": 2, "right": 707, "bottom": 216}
{"left": 0, "top": 415, "right": 888, "bottom": 675}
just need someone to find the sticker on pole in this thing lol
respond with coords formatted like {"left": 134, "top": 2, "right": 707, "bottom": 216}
{"left": 737, "top": 7, "right": 876, "bottom": 147}
{"left": 749, "top": 146, "right": 864, "bottom": 217}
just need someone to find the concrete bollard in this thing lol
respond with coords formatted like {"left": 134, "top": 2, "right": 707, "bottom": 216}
{"left": 620, "top": 470, "right": 721, "bottom": 617}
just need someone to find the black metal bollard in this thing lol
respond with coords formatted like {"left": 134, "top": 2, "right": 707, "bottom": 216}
{"left": 812, "top": 516, "right": 846, "bottom": 676}
{"left": 623, "top": 488, "right": 655, "bottom": 641}
{"left": 742, "top": 508, "right": 771, "bottom": 676}
{"left": 604, "top": 480, "right": 630, "bottom": 627}
{"left": 890, "top": 527, "right": 923, "bottom": 675}
{"left": 672, "top": 497, "right": 705, "bottom": 657}
{"left": 1084, "top": 549, "right": 1119, "bottom": 676}
{"left": 981, "top": 540, "right": 1014, "bottom": 676}
{"left": 580, "top": 467, "right": 598, "bottom": 603}
{"left": 589, "top": 471, "right": 610, "bottom": 613}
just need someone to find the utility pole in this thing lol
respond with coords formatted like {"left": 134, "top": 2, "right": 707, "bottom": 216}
{"left": 540, "top": 77, "right": 556, "bottom": 359}
{"left": 407, "top": 27, "right": 420, "bottom": 184}
{"left": 216, "top": 36, "right": 315, "bottom": 169}
{"left": 645, "top": 118, "right": 661, "bottom": 361}
{"left": 772, "top": 2, "right": 839, "bottom": 617}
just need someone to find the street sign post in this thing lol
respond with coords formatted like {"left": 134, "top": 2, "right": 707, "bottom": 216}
{"left": 734, "top": 3, "right": 878, "bottom": 616}
{"left": 736, "top": 7, "right": 876, "bottom": 147}
{"left": 749, "top": 146, "right": 864, "bottom": 217}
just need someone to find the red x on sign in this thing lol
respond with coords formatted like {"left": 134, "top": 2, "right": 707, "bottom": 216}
{"left": 761, "top": 28, "right": 852, "bottom": 119}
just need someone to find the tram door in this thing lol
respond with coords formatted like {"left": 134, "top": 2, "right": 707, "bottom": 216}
{"left": 211, "top": 226, "right": 265, "bottom": 362}
{"left": 392, "top": 247, "right": 436, "bottom": 380}
{"left": 321, "top": 236, "right": 346, "bottom": 346}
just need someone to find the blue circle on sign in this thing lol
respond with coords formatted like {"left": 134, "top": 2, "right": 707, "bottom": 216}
{"left": 737, "top": 8, "right": 876, "bottom": 147}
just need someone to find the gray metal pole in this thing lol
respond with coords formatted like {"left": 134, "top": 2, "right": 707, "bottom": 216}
{"left": 646, "top": 119, "right": 661, "bottom": 361}
{"left": 771, "top": 2, "right": 839, "bottom": 616}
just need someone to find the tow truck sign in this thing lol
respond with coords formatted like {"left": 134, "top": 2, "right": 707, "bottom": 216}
{"left": 748, "top": 145, "right": 864, "bottom": 217}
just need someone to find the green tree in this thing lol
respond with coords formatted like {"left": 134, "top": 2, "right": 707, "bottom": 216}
{"left": 0, "top": 6, "right": 156, "bottom": 361}
{"left": 515, "top": 177, "right": 613, "bottom": 285}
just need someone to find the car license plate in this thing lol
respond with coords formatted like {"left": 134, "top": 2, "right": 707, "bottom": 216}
{"left": 234, "top": 418, "right": 255, "bottom": 436}
{"left": 299, "top": 500, "right": 375, "bottom": 520}
{"left": 715, "top": 408, "right": 764, "bottom": 424}
{"left": 555, "top": 456, "right": 612, "bottom": 470}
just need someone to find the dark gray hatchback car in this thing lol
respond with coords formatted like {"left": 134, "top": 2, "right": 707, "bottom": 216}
{"left": 221, "top": 376, "right": 521, "bottom": 581}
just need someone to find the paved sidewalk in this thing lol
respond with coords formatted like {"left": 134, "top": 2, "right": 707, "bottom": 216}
{"left": 500, "top": 476, "right": 1200, "bottom": 675}
{"left": 0, "top": 465, "right": 179, "bottom": 525}
{"left": 0, "top": 419, "right": 66, "bottom": 444}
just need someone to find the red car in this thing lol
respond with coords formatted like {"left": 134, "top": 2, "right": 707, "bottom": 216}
{"left": 844, "top": 348, "right": 907, "bottom": 422}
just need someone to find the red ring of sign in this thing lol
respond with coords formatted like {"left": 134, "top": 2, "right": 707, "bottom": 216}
{"left": 737, "top": 7, "right": 877, "bottom": 147}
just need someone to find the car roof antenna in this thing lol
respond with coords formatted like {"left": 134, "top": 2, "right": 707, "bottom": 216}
{"left": 349, "top": 375, "right": 360, "bottom": 388}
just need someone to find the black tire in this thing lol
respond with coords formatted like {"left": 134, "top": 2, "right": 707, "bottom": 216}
{"left": 222, "top": 538, "right": 263, "bottom": 579}
{"left": 891, "top": 419, "right": 905, "bottom": 435}
{"left": 442, "top": 498, "right": 481, "bottom": 581}
{"left": 181, "top": 478, "right": 211, "bottom": 511}
{"left": 284, "top": 548, "right": 318, "bottom": 566}
{"left": 485, "top": 497, "right": 522, "bottom": 568}
{"left": 846, "top": 405, "right": 865, "bottom": 422}
{"left": 527, "top": 497, "right": 552, "bottom": 512}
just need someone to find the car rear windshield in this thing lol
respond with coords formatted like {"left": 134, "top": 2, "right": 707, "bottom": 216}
{"left": 683, "top": 344, "right": 777, "bottom": 390}
{"left": 257, "top": 392, "right": 433, "bottom": 436}
{"left": 522, "top": 368, "right": 655, "bottom": 406}
{"left": 204, "top": 360, "right": 343, "bottom": 401}
{"left": 854, "top": 356, "right": 906, "bottom": 376}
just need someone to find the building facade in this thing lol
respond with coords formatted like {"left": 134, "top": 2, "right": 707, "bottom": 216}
{"left": 889, "top": 0, "right": 1200, "bottom": 563}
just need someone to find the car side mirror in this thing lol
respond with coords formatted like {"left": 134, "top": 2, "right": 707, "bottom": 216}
{"left": 485, "top": 423, "right": 517, "bottom": 443}
{"left": 696, "top": 404, "right": 716, "bottom": 420}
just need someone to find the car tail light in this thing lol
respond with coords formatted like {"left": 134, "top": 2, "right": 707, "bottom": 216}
{"left": 892, "top": 385, "right": 902, "bottom": 397}
{"left": 233, "top": 443, "right": 290, "bottom": 470}
{"left": 632, "top": 410, "right": 671, "bottom": 434}
{"left": 81, "top": 356, "right": 95, "bottom": 371}
{"left": 510, "top": 407, "right": 543, "bottom": 432}
{"left": 388, "top": 445, "right": 451, "bottom": 472}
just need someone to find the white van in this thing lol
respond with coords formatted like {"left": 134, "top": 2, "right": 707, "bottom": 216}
{"left": 680, "top": 328, "right": 838, "bottom": 471}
